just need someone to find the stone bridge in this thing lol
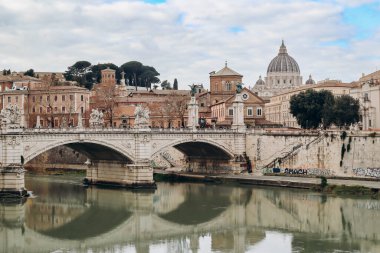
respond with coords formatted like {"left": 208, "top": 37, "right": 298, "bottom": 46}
{"left": 0, "top": 127, "right": 246, "bottom": 195}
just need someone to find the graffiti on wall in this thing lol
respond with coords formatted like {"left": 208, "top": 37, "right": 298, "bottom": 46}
{"left": 352, "top": 168, "right": 380, "bottom": 178}
{"left": 267, "top": 168, "right": 333, "bottom": 176}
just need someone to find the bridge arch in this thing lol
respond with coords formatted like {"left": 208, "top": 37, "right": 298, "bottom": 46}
{"left": 24, "top": 139, "right": 135, "bottom": 164}
{"left": 152, "top": 139, "right": 235, "bottom": 161}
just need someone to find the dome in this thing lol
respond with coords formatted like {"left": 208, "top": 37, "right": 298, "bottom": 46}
{"left": 267, "top": 40, "right": 300, "bottom": 74}
{"left": 306, "top": 74, "right": 316, "bottom": 84}
{"left": 255, "top": 75, "right": 265, "bottom": 85}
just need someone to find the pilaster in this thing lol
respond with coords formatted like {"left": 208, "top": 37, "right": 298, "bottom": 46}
{"left": 231, "top": 94, "right": 246, "bottom": 132}
{"left": 187, "top": 96, "right": 199, "bottom": 131}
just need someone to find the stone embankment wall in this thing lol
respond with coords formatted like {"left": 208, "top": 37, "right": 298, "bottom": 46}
{"left": 246, "top": 130, "right": 380, "bottom": 179}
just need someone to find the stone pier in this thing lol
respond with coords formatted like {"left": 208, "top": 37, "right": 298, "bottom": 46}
{"left": 0, "top": 165, "right": 28, "bottom": 198}
{"left": 84, "top": 160, "right": 156, "bottom": 189}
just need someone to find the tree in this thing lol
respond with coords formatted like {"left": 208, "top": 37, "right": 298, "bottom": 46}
{"left": 290, "top": 89, "right": 360, "bottom": 129}
{"left": 2, "top": 69, "right": 11, "bottom": 75}
{"left": 332, "top": 95, "right": 360, "bottom": 128}
{"left": 319, "top": 90, "right": 335, "bottom": 128}
{"left": 173, "top": 78, "right": 178, "bottom": 90}
{"left": 119, "top": 62, "right": 160, "bottom": 90}
{"left": 140, "top": 69, "right": 160, "bottom": 90}
{"left": 64, "top": 61, "right": 93, "bottom": 89}
{"left": 172, "top": 93, "right": 188, "bottom": 127}
{"left": 290, "top": 89, "right": 335, "bottom": 129}
{"left": 161, "top": 80, "right": 172, "bottom": 90}
{"left": 120, "top": 61, "right": 143, "bottom": 91}
{"left": 24, "top": 69, "right": 35, "bottom": 77}
{"left": 98, "top": 85, "right": 117, "bottom": 126}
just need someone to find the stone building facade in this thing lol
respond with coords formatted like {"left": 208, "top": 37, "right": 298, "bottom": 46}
{"left": 350, "top": 71, "right": 380, "bottom": 130}
{"left": 90, "top": 68, "right": 191, "bottom": 128}
{"left": 0, "top": 74, "right": 90, "bottom": 128}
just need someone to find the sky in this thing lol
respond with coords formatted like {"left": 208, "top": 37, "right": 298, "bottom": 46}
{"left": 0, "top": 0, "right": 380, "bottom": 89}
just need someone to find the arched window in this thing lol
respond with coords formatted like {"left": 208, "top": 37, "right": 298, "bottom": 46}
{"left": 226, "top": 82, "right": 231, "bottom": 91}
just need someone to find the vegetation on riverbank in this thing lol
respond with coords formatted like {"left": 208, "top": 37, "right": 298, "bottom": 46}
{"left": 316, "top": 177, "right": 379, "bottom": 198}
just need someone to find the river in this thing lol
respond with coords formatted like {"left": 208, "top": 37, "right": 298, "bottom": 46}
{"left": 0, "top": 174, "right": 380, "bottom": 253}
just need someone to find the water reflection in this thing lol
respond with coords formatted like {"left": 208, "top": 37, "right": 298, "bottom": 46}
{"left": 0, "top": 175, "right": 380, "bottom": 253}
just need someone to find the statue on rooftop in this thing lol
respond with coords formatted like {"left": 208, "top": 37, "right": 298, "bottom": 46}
{"left": 188, "top": 84, "right": 197, "bottom": 97}
{"left": 236, "top": 83, "right": 243, "bottom": 94}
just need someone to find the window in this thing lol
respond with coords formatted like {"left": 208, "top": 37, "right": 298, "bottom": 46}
{"left": 32, "top": 96, "right": 35, "bottom": 102}
{"left": 369, "top": 119, "right": 372, "bottom": 127}
{"left": 62, "top": 107, "right": 66, "bottom": 113}
{"left": 47, "top": 107, "right": 51, "bottom": 113}
{"left": 15, "top": 96, "right": 18, "bottom": 103}
{"left": 201, "top": 103, "right": 205, "bottom": 107}
{"left": 47, "top": 95, "right": 50, "bottom": 102}
{"left": 62, "top": 95, "right": 65, "bottom": 101}
{"left": 54, "top": 95, "right": 57, "bottom": 101}
{"left": 228, "top": 108, "right": 234, "bottom": 116}
{"left": 7, "top": 97, "right": 11, "bottom": 103}
{"left": 40, "top": 96, "right": 42, "bottom": 102}
{"left": 364, "top": 93, "right": 369, "bottom": 101}
{"left": 81, "top": 95, "right": 84, "bottom": 101}
{"left": 32, "top": 107, "right": 35, "bottom": 113}
{"left": 70, "top": 95, "right": 74, "bottom": 101}
{"left": 226, "top": 82, "right": 231, "bottom": 91}
{"left": 81, "top": 107, "right": 84, "bottom": 114}
{"left": 54, "top": 107, "right": 58, "bottom": 112}
{"left": 257, "top": 107, "right": 262, "bottom": 116}
{"left": 247, "top": 107, "right": 253, "bottom": 116}
{"left": 39, "top": 107, "right": 43, "bottom": 113}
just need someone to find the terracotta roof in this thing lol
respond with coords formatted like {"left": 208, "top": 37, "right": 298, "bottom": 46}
{"left": 210, "top": 62, "right": 243, "bottom": 77}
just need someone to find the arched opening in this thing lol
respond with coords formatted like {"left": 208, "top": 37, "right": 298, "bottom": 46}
{"left": 25, "top": 141, "right": 133, "bottom": 173}
{"left": 170, "top": 141, "right": 235, "bottom": 173}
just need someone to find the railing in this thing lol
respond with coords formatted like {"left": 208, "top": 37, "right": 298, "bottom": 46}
{"left": 262, "top": 132, "right": 327, "bottom": 170}
{"left": 18, "top": 127, "right": 244, "bottom": 134}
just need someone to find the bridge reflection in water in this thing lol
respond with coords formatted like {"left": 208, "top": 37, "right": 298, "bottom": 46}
{"left": 1, "top": 175, "right": 380, "bottom": 253}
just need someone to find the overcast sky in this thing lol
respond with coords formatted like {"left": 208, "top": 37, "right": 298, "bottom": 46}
{"left": 0, "top": 0, "right": 379, "bottom": 89}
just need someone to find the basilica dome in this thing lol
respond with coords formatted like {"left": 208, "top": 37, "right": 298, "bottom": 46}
{"left": 267, "top": 40, "right": 300, "bottom": 74}
{"left": 255, "top": 75, "right": 265, "bottom": 86}
{"left": 305, "top": 74, "right": 316, "bottom": 85}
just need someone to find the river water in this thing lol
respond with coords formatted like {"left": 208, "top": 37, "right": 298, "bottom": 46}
{"left": 1, "top": 174, "right": 380, "bottom": 253}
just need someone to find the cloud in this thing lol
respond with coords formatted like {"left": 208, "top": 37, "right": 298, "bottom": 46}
{"left": 0, "top": 0, "right": 379, "bottom": 89}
